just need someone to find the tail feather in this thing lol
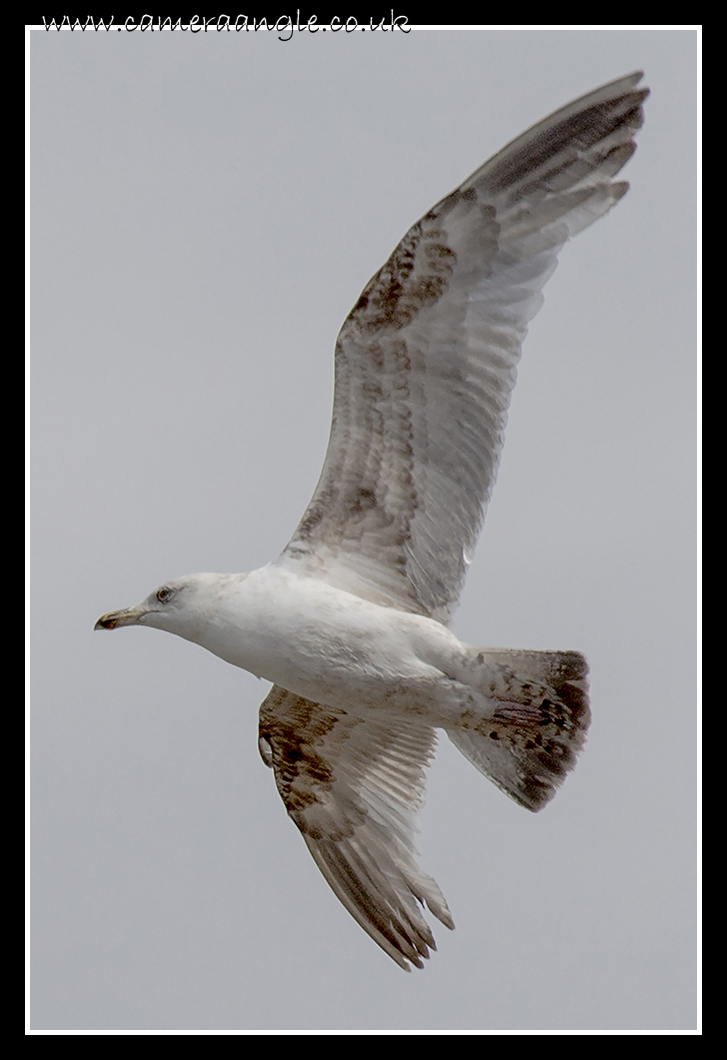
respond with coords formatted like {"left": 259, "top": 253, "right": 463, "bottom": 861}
{"left": 446, "top": 649, "right": 590, "bottom": 811}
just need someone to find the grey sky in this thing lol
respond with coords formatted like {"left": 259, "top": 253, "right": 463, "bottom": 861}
{"left": 31, "top": 28, "right": 697, "bottom": 1031}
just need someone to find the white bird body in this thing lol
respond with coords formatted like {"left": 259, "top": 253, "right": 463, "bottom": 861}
{"left": 96, "top": 73, "right": 648, "bottom": 970}
{"left": 142, "top": 568, "right": 467, "bottom": 709}
{"left": 112, "top": 566, "right": 559, "bottom": 726}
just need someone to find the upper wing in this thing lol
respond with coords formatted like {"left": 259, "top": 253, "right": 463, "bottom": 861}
{"left": 258, "top": 685, "right": 454, "bottom": 970}
{"left": 278, "top": 72, "right": 648, "bottom": 622}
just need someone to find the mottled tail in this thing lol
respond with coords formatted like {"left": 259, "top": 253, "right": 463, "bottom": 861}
{"left": 446, "top": 649, "right": 590, "bottom": 811}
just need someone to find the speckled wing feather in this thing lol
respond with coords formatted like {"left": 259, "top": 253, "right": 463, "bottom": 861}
{"left": 278, "top": 73, "right": 648, "bottom": 621}
{"left": 258, "top": 685, "right": 454, "bottom": 970}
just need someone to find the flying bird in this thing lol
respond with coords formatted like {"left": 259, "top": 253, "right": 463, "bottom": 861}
{"left": 96, "top": 72, "right": 648, "bottom": 970}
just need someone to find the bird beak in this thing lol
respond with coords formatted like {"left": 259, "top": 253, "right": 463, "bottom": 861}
{"left": 94, "top": 606, "right": 145, "bottom": 630}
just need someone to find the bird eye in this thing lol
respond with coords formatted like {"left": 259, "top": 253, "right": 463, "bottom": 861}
{"left": 156, "top": 586, "right": 174, "bottom": 603}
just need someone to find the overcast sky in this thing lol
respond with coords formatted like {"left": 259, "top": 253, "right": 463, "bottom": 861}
{"left": 30, "top": 27, "right": 698, "bottom": 1032}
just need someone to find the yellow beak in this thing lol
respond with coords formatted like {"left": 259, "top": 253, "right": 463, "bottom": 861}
{"left": 94, "top": 606, "right": 144, "bottom": 630}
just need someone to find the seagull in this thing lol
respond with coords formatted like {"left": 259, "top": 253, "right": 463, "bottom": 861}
{"left": 96, "top": 72, "right": 648, "bottom": 970}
